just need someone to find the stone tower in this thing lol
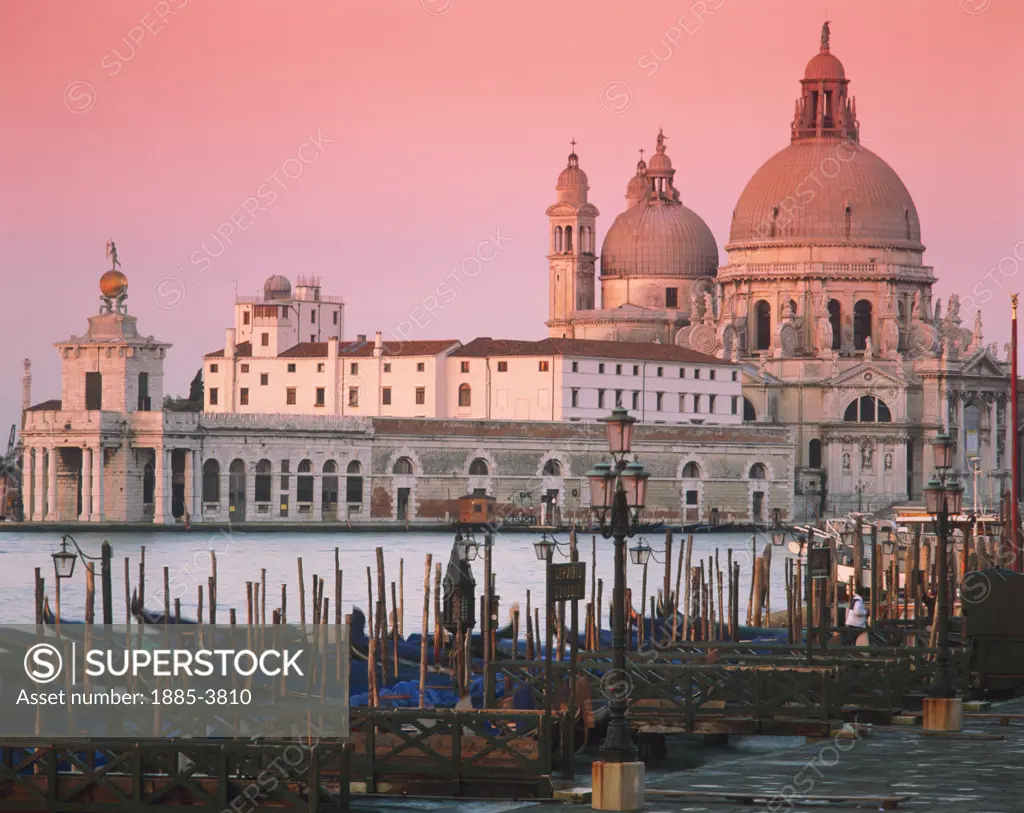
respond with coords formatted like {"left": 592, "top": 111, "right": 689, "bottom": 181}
{"left": 546, "top": 146, "right": 599, "bottom": 337}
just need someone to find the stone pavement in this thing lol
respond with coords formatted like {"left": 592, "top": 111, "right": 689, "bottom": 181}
{"left": 351, "top": 698, "right": 1024, "bottom": 812}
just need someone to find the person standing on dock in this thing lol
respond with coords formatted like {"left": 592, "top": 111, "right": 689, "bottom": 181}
{"left": 842, "top": 591, "right": 867, "bottom": 645}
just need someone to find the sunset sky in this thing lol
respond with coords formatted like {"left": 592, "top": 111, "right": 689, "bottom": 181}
{"left": 2, "top": 0, "right": 1021, "bottom": 429}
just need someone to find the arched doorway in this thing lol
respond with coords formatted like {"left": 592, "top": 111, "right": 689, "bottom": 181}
{"left": 322, "top": 460, "right": 339, "bottom": 520}
{"left": 854, "top": 300, "right": 872, "bottom": 351}
{"left": 228, "top": 459, "right": 246, "bottom": 519}
{"left": 828, "top": 300, "right": 842, "bottom": 350}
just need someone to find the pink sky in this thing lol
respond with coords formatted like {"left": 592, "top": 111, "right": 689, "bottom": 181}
{"left": 2, "top": 0, "right": 1022, "bottom": 429}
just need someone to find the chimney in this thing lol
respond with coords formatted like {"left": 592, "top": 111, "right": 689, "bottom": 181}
{"left": 356, "top": 334, "right": 367, "bottom": 343}
{"left": 226, "top": 328, "right": 237, "bottom": 358}
{"left": 373, "top": 330, "right": 383, "bottom": 359}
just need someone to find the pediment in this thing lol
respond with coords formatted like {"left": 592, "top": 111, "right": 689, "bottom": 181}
{"left": 958, "top": 350, "right": 1005, "bottom": 378}
{"left": 827, "top": 362, "right": 904, "bottom": 390}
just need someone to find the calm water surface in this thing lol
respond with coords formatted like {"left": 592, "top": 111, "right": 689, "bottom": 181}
{"left": 0, "top": 529, "right": 795, "bottom": 632}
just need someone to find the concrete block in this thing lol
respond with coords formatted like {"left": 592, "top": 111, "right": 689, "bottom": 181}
{"left": 592, "top": 760, "right": 644, "bottom": 812}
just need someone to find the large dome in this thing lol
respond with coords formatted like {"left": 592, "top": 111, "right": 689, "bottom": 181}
{"left": 727, "top": 139, "right": 922, "bottom": 249}
{"left": 601, "top": 201, "right": 719, "bottom": 279}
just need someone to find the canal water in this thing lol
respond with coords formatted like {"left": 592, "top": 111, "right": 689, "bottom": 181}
{"left": 0, "top": 528, "right": 795, "bottom": 631}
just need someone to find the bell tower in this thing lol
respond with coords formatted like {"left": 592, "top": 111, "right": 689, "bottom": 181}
{"left": 546, "top": 143, "right": 600, "bottom": 337}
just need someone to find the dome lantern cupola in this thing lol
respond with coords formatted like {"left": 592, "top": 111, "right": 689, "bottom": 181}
{"left": 791, "top": 21, "right": 859, "bottom": 142}
{"left": 625, "top": 149, "right": 649, "bottom": 207}
{"left": 555, "top": 141, "right": 589, "bottom": 206}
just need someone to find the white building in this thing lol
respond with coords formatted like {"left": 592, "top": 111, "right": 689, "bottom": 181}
{"left": 445, "top": 338, "right": 742, "bottom": 424}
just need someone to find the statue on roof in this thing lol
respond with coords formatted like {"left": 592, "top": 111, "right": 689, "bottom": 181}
{"left": 656, "top": 129, "right": 667, "bottom": 153}
{"left": 821, "top": 20, "right": 831, "bottom": 50}
{"left": 106, "top": 239, "right": 120, "bottom": 270}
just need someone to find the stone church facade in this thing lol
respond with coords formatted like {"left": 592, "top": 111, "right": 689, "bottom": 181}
{"left": 547, "top": 24, "right": 1012, "bottom": 516}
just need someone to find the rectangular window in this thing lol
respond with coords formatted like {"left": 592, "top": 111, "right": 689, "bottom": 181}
{"left": 656, "top": 392, "right": 664, "bottom": 411}
{"left": 732, "top": 370, "right": 738, "bottom": 382}
{"left": 709, "top": 394, "right": 716, "bottom": 413}
{"left": 539, "top": 360, "right": 550, "bottom": 372}
{"left": 382, "top": 387, "right": 392, "bottom": 405}
{"left": 209, "top": 388, "right": 218, "bottom": 406}
{"left": 415, "top": 387, "right": 425, "bottom": 405}
{"left": 310, "top": 311, "right": 316, "bottom": 324}
{"left": 417, "top": 362, "right": 425, "bottom": 372}
{"left": 615, "top": 364, "right": 622, "bottom": 375}
{"left": 240, "top": 388, "right": 249, "bottom": 406}
{"left": 260, "top": 373, "right": 269, "bottom": 386}
{"left": 280, "top": 459, "right": 290, "bottom": 491}
{"left": 598, "top": 389, "right": 606, "bottom": 408}
{"left": 243, "top": 311, "right": 250, "bottom": 325}
{"left": 461, "top": 361, "right": 470, "bottom": 373}
{"left": 710, "top": 369, "right": 716, "bottom": 381}
{"left": 615, "top": 389, "right": 623, "bottom": 407}
{"left": 286, "top": 388, "right": 297, "bottom": 405}
{"left": 315, "top": 387, "right": 325, "bottom": 406}
{"left": 631, "top": 391, "right": 639, "bottom": 410}
{"left": 686, "top": 489, "right": 698, "bottom": 506}
{"left": 287, "top": 363, "right": 296, "bottom": 373}
{"left": 665, "top": 287, "right": 678, "bottom": 308}
{"left": 209, "top": 363, "right": 218, "bottom": 373}
{"left": 497, "top": 361, "right": 508, "bottom": 372}
{"left": 679, "top": 393, "right": 686, "bottom": 412}
{"left": 679, "top": 368, "right": 685, "bottom": 378}
{"left": 571, "top": 388, "right": 579, "bottom": 407}
{"left": 657, "top": 366, "right": 663, "bottom": 377}
{"left": 383, "top": 363, "right": 391, "bottom": 373}
{"left": 695, "top": 368, "right": 701, "bottom": 379}
{"left": 240, "top": 364, "right": 249, "bottom": 373}
{"left": 633, "top": 365, "right": 639, "bottom": 376}
{"left": 732, "top": 396, "right": 738, "bottom": 414}
{"left": 572, "top": 361, "right": 578, "bottom": 373}
{"left": 694, "top": 394, "right": 702, "bottom": 412}
{"left": 348, "top": 387, "right": 359, "bottom": 407}
{"left": 261, "top": 333, "right": 269, "bottom": 347}
{"left": 317, "top": 363, "right": 324, "bottom": 372}
{"left": 333, "top": 311, "right": 338, "bottom": 325}
{"left": 310, "top": 335, "right": 315, "bottom": 342}
{"left": 350, "top": 362, "right": 358, "bottom": 374}
{"left": 85, "top": 371, "right": 102, "bottom": 410}
{"left": 598, "top": 363, "right": 605, "bottom": 374}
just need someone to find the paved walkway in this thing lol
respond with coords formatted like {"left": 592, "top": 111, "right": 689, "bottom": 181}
{"left": 352, "top": 699, "right": 1024, "bottom": 812}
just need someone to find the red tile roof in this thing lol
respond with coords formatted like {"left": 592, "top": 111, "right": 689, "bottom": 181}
{"left": 279, "top": 340, "right": 460, "bottom": 359}
{"left": 451, "top": 337, "right": 732, "bottom": 365}
{"left": 204, "top": 341, "right": 252, "bottom": 359}
{"left": 26, "top": 399, "right": 63, "bottom": 412}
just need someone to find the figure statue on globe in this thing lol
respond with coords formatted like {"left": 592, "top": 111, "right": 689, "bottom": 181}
{"left": 106, "top": 239, "right": 121, "bottom": 270}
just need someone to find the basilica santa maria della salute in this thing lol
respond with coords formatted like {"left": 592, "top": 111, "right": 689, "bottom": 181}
{"left": 15, "top": 24, "right": 1015, "bottom": 527}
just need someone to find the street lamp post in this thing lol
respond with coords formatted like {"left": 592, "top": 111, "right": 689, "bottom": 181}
{"left": 923, "top": 432, "right": 964, "bottom": 703}
{"left": 51, "top": 535, "right": 113, "bottom": 624}
{"left": 587, "top": 407, "right": 649, "bottom": 766}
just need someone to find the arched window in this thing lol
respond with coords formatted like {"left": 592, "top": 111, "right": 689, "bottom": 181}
{"left": 828, "top": 300, "right": 842, "bottom": 350}
{"left": 469, "top": 458, "right": 489, "bottom": 476}
{"left": 542, "top": 459, "right": 562, "bottom": 476}
{"left": 681, "top": 462, "right": 700, "bottom": 478}
{"left": 393, "top": 457, "right": 414, "bottom": 475}
{"left": 743, "top": 397, "right": 757, "bottom": 422}
{"left": 854, "top": 300, "right": 872, "bottom": 351}
{"left": 564, "top": 225, "right": 573, "bottom": 253}
{"left": 297, "top": 459, "right": 314, "bottom": 503}
{"left": 808, "top": 439, "right": 822, "bottom": 469}
{"left": 202, "top": 459, "right": 220, "bottom": 503}
{"left": 255, "top": 459, "right": 272, "bottom": 503}
{"left": 229, "top": 459, "right": 246, "bottom": 516}
{"left": 458, "top": 384, "right": 472, "bottom": 408}
{"left": 143, "top": 462, "right": 155, "bottom": 504}
{"left": 964, "top": 403, "right": 981, "bottom": 457}
{"left": 754, "top": 300, "right": 771, "bottom": 350}
{"left": 844, "top": 395, "right": 893, "bottom": 423}
{"left": 553, "top": 226, "right": 563, "bottom": 253}
{"left": 346, "top": 460, "right": 363, "bottom": 503}
{"left": 748, "top": 463, "right": 767, "bottom": 480}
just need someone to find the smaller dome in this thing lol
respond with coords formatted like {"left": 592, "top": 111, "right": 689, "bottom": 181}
{"left": 100, "top": 269, "right": 128, "bottom": 299}
{"left": 556, "top": 152, "right": 589, "bottom": 204}
{"left": 804, "top": 50, "right": 845, "bottom": 81}
{"left": 264, "top": 274, "right": 292, "bottom": 300}
{"left": 625, "top": 162, "right": 650, "bottom": 207}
